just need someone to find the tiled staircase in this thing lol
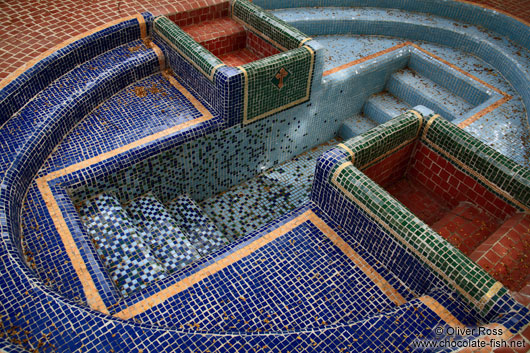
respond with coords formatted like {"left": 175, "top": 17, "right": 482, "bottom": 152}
{"left": 469, "top": 212, "right": 530, "bottom": 294}
{"left": 78, "top": 192, "right": 229, "bottom": 297}
{"left": 167, "top": 194, "right": 232, "bottom": 254}
{"left": 386, "top": 68, "right": 473, "bottom": 122}
{"left": 339, "top": 67, "right": 473, "bottom": 140}
{"left": 174, "top": 2, "right": 279, "bottom": 66}
{"left": 431, "top": 202, "right": 502, "bottom": 256}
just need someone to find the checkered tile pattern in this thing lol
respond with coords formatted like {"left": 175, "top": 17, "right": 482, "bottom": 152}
{"left": 126, "top": 194, "right": 202, "bottom": 273}
{"left": 167, "top": 194, "right": 230, "bottom": 255}
{"left": 78, "top": 193, "right": 166, "bottom": 296}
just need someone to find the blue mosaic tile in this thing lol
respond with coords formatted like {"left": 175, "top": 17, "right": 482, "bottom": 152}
{"left": 78, "top": 193, "right": 166, "bottom": 296}
{"left": 126, "top": 193, "right": 202, "bottom": 273}
{"left": 167, "top": 194, "right": 230, "bottom": 255}
{"left": 1, "top": 1, "right": 529, "bottom": 351}
{"left": 200, "top": 138, "right": 340, "bottom": 238}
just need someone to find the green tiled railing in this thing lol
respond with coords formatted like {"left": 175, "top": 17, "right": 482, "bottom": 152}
{"left": 232, "top": 0, "right": 310, "bottom": 51}
{"left": 153, "top": 16, "right": 224, "bottom": 81}
{"left": 338, "top": 110, "right": 422, "bottom": 168}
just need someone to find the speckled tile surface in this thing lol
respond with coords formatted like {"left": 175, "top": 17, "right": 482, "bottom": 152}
{"left": 200, "top": 138, "right": 340, "bottom": 239}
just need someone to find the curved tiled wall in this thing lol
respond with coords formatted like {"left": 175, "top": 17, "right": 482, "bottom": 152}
{"left": 0, "top": 0, "right": 529, "bottom": 351}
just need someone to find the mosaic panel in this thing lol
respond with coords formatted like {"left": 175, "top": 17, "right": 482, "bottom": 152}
{"left": 241, "top": 45, "right": 314, "bottom": 124}
{"left": 200, "top": 138, "right": 339, "bottom": 238}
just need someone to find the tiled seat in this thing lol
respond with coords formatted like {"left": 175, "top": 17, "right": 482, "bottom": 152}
{"left": 0, "top": 39, "right": 159, "bottom": 179}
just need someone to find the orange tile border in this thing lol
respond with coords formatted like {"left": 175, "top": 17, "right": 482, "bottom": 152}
{"left": 115, "top": 210, "right": 313, "bottom": 319}
{"left": 337, "top": 143, "right": 355, "bottom": 163}
{"left": 310, "top": 213, "right": 407, "bottom": 306}
{"left": 322, "top": 42, "right": 410, "bottom": 77}
{"left": 0, "top": 14, "right": 147, "bottom": 91}
{"left": 322, "top": 42, "right": 512, "bottom": 128}
{"left": 35, "top": 72, "right": 214, "bottom": 314}
{"left": 419, "top": 295, "right": 464, "bottom": 328}
{"left": 115, "top": 209, "right": 407, "bottom": 319}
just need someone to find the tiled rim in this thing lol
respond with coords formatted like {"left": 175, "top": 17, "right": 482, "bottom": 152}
{"left": 252, "top": 0, "right": 530, "bottom": 48}
{"left": 328, "top": 109, "right": 529, "bottom": 313}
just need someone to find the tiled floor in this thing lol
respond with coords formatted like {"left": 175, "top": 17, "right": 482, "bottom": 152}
{"left": 0, "top": 0, "right": 528, "bottom": 82}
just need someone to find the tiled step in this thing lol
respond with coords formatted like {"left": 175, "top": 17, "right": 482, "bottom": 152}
{"left": 0, "top": 39, "right": 159, "bottom": 174}
{"left": 470, "top": 213, "right": 530, "bottom": 292}
{"left": 385, "top": 178, "right": 450, "bottom": 225}
{"left": 181, "top": 17, "right": 246, "bottom": 57}
{"left": 217, "top": 48, "right": 261, "bottom": 66}
{"left": 362, "top": 91, "right": 410, "bottom": 125}
{"left": 386, "top": 68, "right": 474, "bottom": 121}
{"left": 167, "top": 194, "right": 231, "bottom": 255}
{"left": 432, "top": 202, "right": 502, "bottom": 256}
{"left": 78, "top": 193, "right": 166, "bottom": 296}
{"left": 126, "top": 194, "right": 202, "bottom": 273}
{"left": 338, "top": 113, "right": 378, "bottom": 140}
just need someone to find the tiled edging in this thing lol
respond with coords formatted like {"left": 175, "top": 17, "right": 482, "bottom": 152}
{"left": 252, "top": 0, "right": 530, "bottom": 48}
{"left": 314, "top": 110, "right": 530, "bottom": 316}
{"left": 153, "top": 16, "right": 225, "bottom": 81}
{"left": 420, "top": 115, "right": 530, "bottom": 210}
{"left": 232, "top": 0, "right": 311, "bottom": 51}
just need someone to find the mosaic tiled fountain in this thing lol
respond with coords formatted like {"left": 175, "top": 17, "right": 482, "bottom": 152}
{"left": 0, "top": 0, "right": 529, "bottom": 351}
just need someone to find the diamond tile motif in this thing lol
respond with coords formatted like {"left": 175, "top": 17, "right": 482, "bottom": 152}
{"left": 271, "top": 67, "right": 290, "bottom": 89}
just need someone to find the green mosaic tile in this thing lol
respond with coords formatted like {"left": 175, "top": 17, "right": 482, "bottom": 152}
{"left": 332, "top": 162, "right": 500, "bottom": 312}
{"left": 339, "top": 111, "right": 421, "bottom": 169}
{"left": 241, "top": 46, "right": 314, "bottom": 124}
{"left": 422, "top": 117, "right": 530, "bottom": 209}
{"left": 232, "top": 0, "right": 308, "bottom": 50}
{"left": 154, "top": 16, "right": 223, "bottom": 80}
